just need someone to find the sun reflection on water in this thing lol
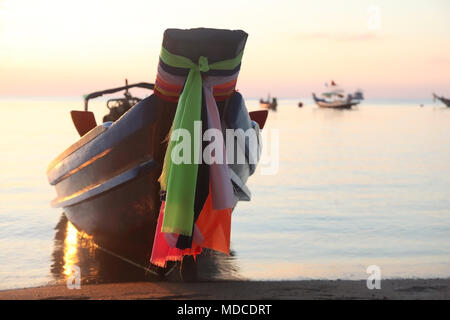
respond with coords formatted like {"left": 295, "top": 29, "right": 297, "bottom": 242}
{"left": 62, "top": 221, "right": 96, "bottom": 278}
{"left": 62, "top": 222, "right": 78, "bottom": 276}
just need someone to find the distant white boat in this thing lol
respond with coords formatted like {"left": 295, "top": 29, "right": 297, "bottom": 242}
{"left": 313, "top": 81, "right": 363, "bottom": 109}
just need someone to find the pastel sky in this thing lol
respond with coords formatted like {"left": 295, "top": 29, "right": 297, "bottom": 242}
{"left": 1, "top": 0, "right": 449, "bottom": 99}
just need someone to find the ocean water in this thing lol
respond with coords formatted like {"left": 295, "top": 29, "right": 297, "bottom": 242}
{"left": 0, "top": 97, "right": 449, "bottom": 290}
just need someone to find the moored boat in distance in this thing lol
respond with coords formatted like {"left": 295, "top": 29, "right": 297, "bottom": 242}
{"left": 260, "top": 94, "right": 277, "bottom": 111}
{"left": 313, "top": 80, "right": 363, "bottom": 109}
{"left": 433, "top": 93, "right": 450, "bottom": 107}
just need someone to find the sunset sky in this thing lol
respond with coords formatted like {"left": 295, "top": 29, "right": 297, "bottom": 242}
{"left": 1, "top": 0, "right": 449, "bottom": 99}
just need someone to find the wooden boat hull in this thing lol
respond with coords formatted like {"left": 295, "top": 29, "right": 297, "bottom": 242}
{"left": 47, "top": 95, "right": 171, "bottom": 243}
{"left": 260, "top": 102, "right": 277, "bottom": 111}
{"left": 63, "top": 163, "right": 160, "bottom": 243}
{"left": 47, "top": 93, "right": 259, "bottom": 244}
{"left": 316, "top": 101, "right": 358, "bottom": 109}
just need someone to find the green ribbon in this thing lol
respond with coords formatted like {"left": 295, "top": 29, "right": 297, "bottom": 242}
{"left": 159, "top": 47, "right": 243, "bottom": 236}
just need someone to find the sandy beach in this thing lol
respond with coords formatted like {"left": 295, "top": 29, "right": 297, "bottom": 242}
{"left": 1, "top": 279, "right": 449, "bottom": 300}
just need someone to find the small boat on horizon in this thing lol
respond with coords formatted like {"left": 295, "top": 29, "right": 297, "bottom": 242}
{"left": 260, "top": 94, "right": 277, "bottom": 111}
{"left": 313, "top": 81, "right": 363, "bottom": 109}
{"left": 433, "top": 93, "right": 450, "bottom": 107}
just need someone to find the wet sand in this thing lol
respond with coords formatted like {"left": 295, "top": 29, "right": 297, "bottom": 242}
{"left": 1, "top": 279, "right": 449, "bottom": 300}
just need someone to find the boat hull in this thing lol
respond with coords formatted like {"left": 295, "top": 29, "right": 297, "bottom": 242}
{"left": 47, "top": 92, "right": 259, "bottom": 244}
{"left": 64, "top": 168, "right": 160, "bottom": 243}
{"left": 315, "top": 101, "right": 359, "bottom": 109}
{"left": 260, "top": 102, "right": 277, "bottom": 111}
{"left": 47, "top": 94, "right": 172, "bottom": 243}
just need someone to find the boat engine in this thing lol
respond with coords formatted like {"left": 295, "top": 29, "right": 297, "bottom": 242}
{"left": 103, "top": 94, "right": 141, "bottom": 122}
{"left": 102, "top": 80, "right": 144, "bottom": 122}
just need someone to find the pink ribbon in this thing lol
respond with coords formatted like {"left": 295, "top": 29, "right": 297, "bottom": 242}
{"left": 202, "top": 74, "right": 239, "bottom": 210}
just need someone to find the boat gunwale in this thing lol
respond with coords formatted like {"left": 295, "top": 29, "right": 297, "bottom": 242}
{"left": 46, "top": 123, "right": 110, "bottom": 174}
{"left": 51, "top": 158, "right": 157, "bottom": 208}
{"left": 47, "top": 95, "right": 159, "bottom": 186}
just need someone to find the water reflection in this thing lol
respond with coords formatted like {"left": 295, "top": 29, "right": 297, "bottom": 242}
{"left": 51, "top": 214, "right": 241, "bottom": 284}
{"left": 63, "top": 221, "right": 80, "bottom": 277}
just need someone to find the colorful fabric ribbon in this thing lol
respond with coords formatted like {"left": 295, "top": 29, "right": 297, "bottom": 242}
{"left": 203, "top": 74, "right": 238, "bottom": 210}
{"left": 158, "top": 47, "right": 243, "bottom": 236}
{"left": 150, "top": 201, "right": 202, "bottom": 268}
{"left": 150, "top": 191, "right": 233, "bottom": 268}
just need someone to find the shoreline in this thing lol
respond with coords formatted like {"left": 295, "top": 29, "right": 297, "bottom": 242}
{"left": 1, "top": 279, "right": 449, "bottom": 300}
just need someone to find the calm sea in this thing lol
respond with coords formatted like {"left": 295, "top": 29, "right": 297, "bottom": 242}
{"left": 1, "top": 97, "right": 449, "bottom": 290}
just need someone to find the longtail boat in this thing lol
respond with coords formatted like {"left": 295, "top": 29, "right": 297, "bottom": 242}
{"left": 313, "top": 81, "right": 363, "bottom": 109}
{"left": 259, "top": 95, "right": 277, "bottom": 111}
{"left": 46, "top": 28, "right": 268, "bottom": 277}
{"left": 433, "top": 93, "right": 450, "bottom": 107}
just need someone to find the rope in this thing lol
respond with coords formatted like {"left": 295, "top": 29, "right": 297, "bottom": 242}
{"left": 91, "top": 243, "right": 159, "bottom": 276}
{"left": 71, "top": 222, "right": 177, "bottom": 279}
